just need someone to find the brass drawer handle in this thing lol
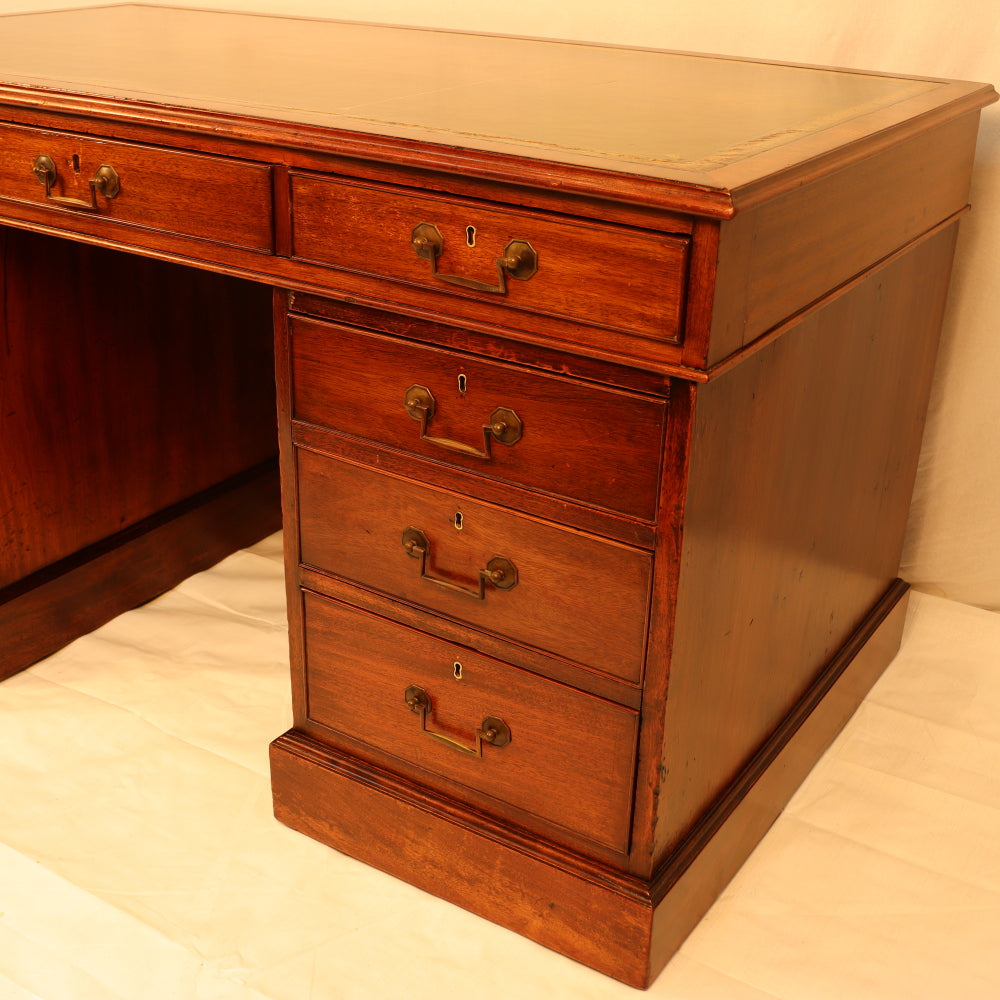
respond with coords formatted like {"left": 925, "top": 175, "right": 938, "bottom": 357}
{"left": 402, "top": 526, "right": 517, "bottom": 599}
{"left": 411, "top": 222, "right": 537, "bottom": 295}
{"left": 404, "top": 684, "right": 511, "bottom": 756}
{"left": 404, "top": 384, "right": 522, "bottom": 460}
{"left": 32, "top": 154, "right": 121, "bottom": 212}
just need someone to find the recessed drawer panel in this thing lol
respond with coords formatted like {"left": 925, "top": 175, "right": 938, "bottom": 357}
{"left": 290, "top": 317, "right": 666, "bottom": 521}
{"left": 296, "top": 450, "right": 652, "bottom": 684}
{"left": 302, "top": 591, "right": 638, "bottom": 854}
{"left": 0, "top": 122, "right": 273, "bottom": 251}
{"left": 289, "top": 174, "right": 689, "bottom": 344}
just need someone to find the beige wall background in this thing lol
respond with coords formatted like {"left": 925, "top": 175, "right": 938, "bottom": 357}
{"left": 2, "top": 0, "right": 998, "bottom": 609}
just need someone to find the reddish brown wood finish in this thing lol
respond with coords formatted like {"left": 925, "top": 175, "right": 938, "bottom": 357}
{"left": 0, "top": 463, "right": 280, "bottom": 680}
{"left": 271, "top": 577, "right": 909, "bottom": 990}
{"left": 289, "top": 172, "right": 689, "bottom": 346}
{"left": 0, "top": 7, "right": 995, "bottom": 991}
{"left": 301, "top": 591, "right": 638, "bottom": 854}
{"left": 0, "top": 121, "right": 273, "bottom": 252}
{"left": 292, "top": 421, "right": 658, "bottom": 551}
{"left": 0, "top": 6, "right": 992, "bottom": 209}
{"left": 296, "top": 562, "right": 644, "bottom": 714}
{"left": 295, "top": 449, "right": 652, "bottom": 682}
{"left": 288, "top": 293, "right": 678, "bottom": 397}
{"left": 0, "top": 226, "right": 279, "bottom": 676}
{"left": 289, "top": 316, "right": 667, "bottom": 521}
{"left": 702, "top": 113, "right": 982, "bottom": 367}
{"left": 270, "top": 728, "right": 657, "bottom": 989}
{"left": 647, "top": 224, "right": 959, "bottom": 868}
{"left": 645, "top": 583, "right": 911, "bottom": 983}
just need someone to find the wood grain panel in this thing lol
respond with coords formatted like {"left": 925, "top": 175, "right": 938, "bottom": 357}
{"left": 302, "top": 591, "right": 638, "bottom": 853}
{"left": 290, "top": 316, "right": 667, "bottom": 521}
{"left": 646, "top": 585, "right": 909, "bottom": 985}
{"left": 270, "top": 583, "right": 908, "bottom": 989}
{"left": 0, "top": 121, "right": 273, "bottom": 251}
{"left": 0, "top": 463, "right": 280, "bottom": 680}
{"left": 290, "top": 173, "right": 689, "bottom": 344}
{"left": 295, "top": 450, "right": 652, "bottom": 682}
{"left": 0, "top": 227, "right": 277, "bottom": 587}
{"left": 271, "top": 731, "right": 657, "bottom": 988}
{"left": 706, "top": 112, "right": 981, "bottom": 365}
{"left": 650, "top": 224, "right": 958, "bottom": 863}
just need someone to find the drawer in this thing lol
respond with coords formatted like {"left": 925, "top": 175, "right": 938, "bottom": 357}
{"left": 302, "top": 591, "right": 639, "bottom": 853}
{"left": 0, "top": 122, "right": 273, "bottom": 251}
{"left": 289, "top": 174, "right": 689, "bottom": 344}
{"left": 290, "top": 317, "right": 666, "bottom": 521}
{"left": 296, "top": 450, "right": 652, "bottom": 683}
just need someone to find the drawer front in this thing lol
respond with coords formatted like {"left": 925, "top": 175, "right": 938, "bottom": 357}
{"left": 291, "top": 317, "right": 666, "bottom": 521}
{"left": 297, "top": 450, "right": 652, "bottom": 683}
{"left": 0, "top": 122, "right": 273, "bottom": 251}
{"left": 302, "top": 591, "right": 638, "bottom": 853}
{"left": 289, "top": 174, "right": 688, "bottom": 344}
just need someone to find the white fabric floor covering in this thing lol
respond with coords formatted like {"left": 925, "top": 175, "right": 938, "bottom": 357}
{"left": 1, "top": 532, "right": 998, "bottom": 1000}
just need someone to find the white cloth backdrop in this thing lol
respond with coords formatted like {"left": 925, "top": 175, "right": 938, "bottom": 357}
{"left": 1, "top": 0, "right": 997, "bottom": 609}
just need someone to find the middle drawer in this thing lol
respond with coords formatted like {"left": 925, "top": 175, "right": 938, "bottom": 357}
{"left": 296, "top": 449, "right": 652, "bottom": 684}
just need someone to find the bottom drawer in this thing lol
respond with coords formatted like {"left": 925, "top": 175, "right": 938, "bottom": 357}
{"left": 302, "top": 590, "right": 639, "bottom": 854}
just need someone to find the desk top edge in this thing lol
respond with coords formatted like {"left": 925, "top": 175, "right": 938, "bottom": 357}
{"left": 0, "top": 3, "right": 995, "bottom": 215}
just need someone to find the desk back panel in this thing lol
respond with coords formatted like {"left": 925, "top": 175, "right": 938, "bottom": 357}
{"left": 0, "top": 227, "right": 280, "bottom": 675}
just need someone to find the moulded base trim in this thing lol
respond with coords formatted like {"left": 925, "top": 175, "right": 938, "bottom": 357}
{"left": 270, "top": 580, "right": 909, "bottom": 989}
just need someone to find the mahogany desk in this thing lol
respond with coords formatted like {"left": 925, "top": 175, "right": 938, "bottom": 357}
{"left": 0, "top": 5, "right": 995, "bottom": 988}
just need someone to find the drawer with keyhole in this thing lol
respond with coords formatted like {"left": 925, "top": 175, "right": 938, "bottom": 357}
{"left": 288, "top": 172, "right": 690, "bottom": 352}
{"left": 0, "top": 121, "right": 273, "bottom": 251}
{"left": 301, "top": 590, "right": 639, "bottom": 854}
{"left": 290, "top": 316, "right": 667, "bottom": 522}
{"left": 295, "top": 448, "right": 653, "bottom": 684}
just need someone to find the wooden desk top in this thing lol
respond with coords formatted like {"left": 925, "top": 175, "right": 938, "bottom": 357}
{"left": 0, "top": 4, "right": 994, "bottom": 214}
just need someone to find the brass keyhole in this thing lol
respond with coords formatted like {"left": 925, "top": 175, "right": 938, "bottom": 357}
{"left": 457, "top": 373, "right": 468, "bottom": 394}
{"left": 466, "top": 225, "right": 476, "bottom": 247}
{"left": 453, "top": 661, "right": 463, "bottom": 679}
{"left": 453, "top": 512, "right": 464, "bottom": 530}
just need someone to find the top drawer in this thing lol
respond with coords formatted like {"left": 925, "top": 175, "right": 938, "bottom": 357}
{"left": 289, "top": 174, "right": 689, "bottom": 345}
{"left": 0, "top": 123, "right": 273, "bottom": 252}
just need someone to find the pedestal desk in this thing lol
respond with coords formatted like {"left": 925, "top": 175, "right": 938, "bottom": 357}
{"left": 0, "top": 5, "right": 995, "bottom": 988}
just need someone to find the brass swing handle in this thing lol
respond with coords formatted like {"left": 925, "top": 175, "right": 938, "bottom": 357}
{"left": 411, "top": 222, "right": 537, "bottom": 295}
{"left": 404, "top": 684, "right": 511, "bottom": 756}
{"left": 32, "top": 154, "right": 120, "bottom": 212}
{"left": 404, "top": 384, "right": 522, "bottom": 460}
{"left": 402, "top": 527, "right": 517, "bottom": 600}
